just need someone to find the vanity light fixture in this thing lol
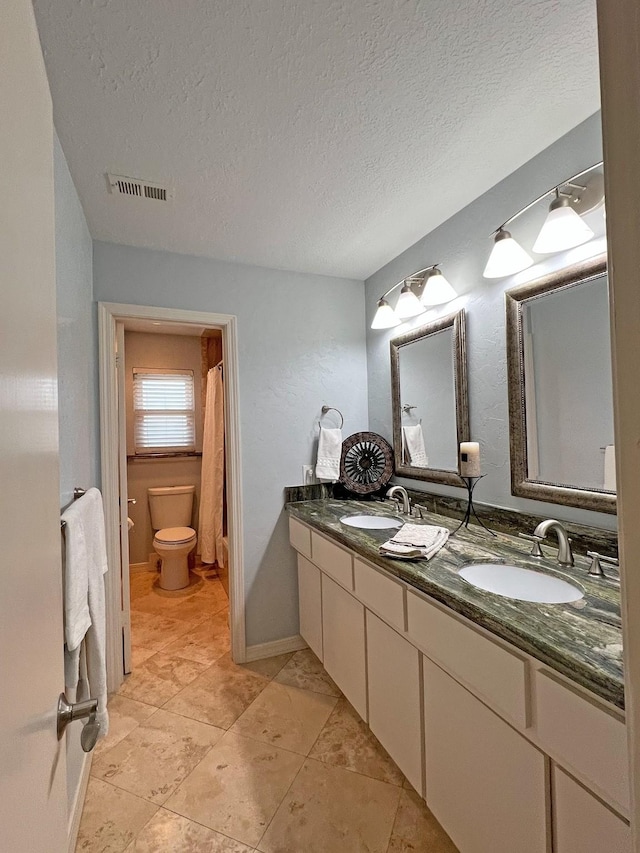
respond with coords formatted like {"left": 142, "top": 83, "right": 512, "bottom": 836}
{"left": 371, "top": 265, "right": 457, "bottom": 329}
{"left": 395, "top": 280, "right": 427, "bottom": 320}
{"left": 483, "top": 162, "right": 604, "bottom": 279}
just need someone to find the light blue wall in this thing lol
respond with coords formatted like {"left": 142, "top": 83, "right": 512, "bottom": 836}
{"left": 365, "top": 112, "right": 616, "bottom": 531}
{"left": 53, "top": 132, "right": 98, "bottom": 815}
{"left": 93, "top": 242, "right": 369, "bottom": 645}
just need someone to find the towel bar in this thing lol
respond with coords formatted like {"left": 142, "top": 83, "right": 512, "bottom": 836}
{"left": 60, "top": 487, "right": 87, "bottom": 529}
{"left": 320, "top": 405, "right": 344, "bottom": 429}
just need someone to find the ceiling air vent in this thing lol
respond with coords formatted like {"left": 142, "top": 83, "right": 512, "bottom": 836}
{"left": 107, "top": 173, "right": 173, "bottom": 202}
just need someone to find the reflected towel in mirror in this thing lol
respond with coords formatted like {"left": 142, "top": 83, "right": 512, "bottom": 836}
{"left": 402, "top": 424, "right": 429, "bottom": 467}
{"left": 604, "top": 445, "right": 616, "bottom": 491}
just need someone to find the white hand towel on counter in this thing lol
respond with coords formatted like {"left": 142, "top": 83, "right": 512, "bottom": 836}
{"left": 62, "top": 488, "right": 110, "bottom": 737}
{"left": 402, "top": 424, "right": 428, "bottom": 467}
{"left": 316, "top": 427, "right": 343, "bottom": 482}
{"left": 604, "top": 444, "right": 616, "bottom": 491}
{"left": 380, "top": 522, "right": 449, "bottom": 561}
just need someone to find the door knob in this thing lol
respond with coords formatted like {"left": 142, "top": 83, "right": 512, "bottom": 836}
{"left": 128, "top": 498, "right": 136, "bottom": 505}
{"left": 57, "top": 693, "right": 100, "bottom": 752}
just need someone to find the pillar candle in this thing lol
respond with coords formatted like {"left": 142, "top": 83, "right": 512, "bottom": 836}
{"left": 459, "top": 442, "right": 481, "bottom": 477}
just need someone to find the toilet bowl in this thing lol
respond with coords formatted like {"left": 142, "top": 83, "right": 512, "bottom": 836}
{"left": 153, "top": 526, "right": 197, "bottom": 590}
{"left": 148, "top": 485, "right": 197, "bottom": 591}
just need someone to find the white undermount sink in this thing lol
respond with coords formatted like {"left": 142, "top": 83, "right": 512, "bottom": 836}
{"left": 340, "top": 514, "right": 403, "bottom": 530}
{"left": 458, "top": 562, "right": 584, "bottom": 604}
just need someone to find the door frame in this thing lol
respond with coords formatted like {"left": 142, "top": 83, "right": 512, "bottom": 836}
{"left": 98, "top": 301, "right": 245, "bottom": 692}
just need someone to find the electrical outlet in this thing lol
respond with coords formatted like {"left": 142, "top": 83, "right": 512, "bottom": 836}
{"left": 302, "top": 465, "right": 316, "bottom": 485}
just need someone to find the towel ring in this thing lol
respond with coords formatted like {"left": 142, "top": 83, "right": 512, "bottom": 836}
{"left": 320, "top": 405, "right": 344, "bottom": 429}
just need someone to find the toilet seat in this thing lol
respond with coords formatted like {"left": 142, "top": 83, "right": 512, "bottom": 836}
{"left": 154, "top": 526, "right": 196, "bottom": 546}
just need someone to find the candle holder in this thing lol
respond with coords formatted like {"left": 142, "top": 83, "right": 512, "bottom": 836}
{"left": 452, "top": 474, "right": 497, "bottom": 537}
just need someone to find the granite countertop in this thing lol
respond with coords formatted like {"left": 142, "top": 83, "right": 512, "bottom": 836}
{"left": 287, "top": 498, "right": 624, "bottom": 710}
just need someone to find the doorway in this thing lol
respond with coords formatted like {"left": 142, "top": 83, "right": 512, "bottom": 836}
{"left": 98, "top": 302, "right": 245, "bottom": 694}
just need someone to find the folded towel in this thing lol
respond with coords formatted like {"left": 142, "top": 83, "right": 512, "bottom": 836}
{"left": 62, "top": 488, "right": 110, "bottom": 737}
{"left": 380, "top": 523, "right": 449, "bottom": 560}
{"left": 316, "top": 427, "right": 343, "bottom": 482}
{"left": 402, "top": 424, "right": 428, "bottom": 467}
{"left": 604, "top": 444, "right": 616, "bottom": 491}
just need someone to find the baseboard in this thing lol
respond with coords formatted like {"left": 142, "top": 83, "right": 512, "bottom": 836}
{"left": 129, "top": 561, "right": 151, "bottom": 573}
{"left": 67, "top": 749, "right": 93, "bottom": 853}
{"left": 244, "top": 634, "right": 308, "bottom": 662}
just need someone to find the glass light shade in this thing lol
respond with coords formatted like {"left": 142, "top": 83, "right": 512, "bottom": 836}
{"left": 532, "top": 197, "right": 594, "bottom": 254}
{"left": 420, "top": 268, "right": 457, "bottom": 305}
{"left": 395, "top": 284, "right": 426, "bottom": 320}
{"left": 483, "top": 229, "right": 533, "bottom": 279}
{"left": 371, "top": 298, "right": 401, "bottom": 329}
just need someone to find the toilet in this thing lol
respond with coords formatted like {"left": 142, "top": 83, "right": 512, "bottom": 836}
{"left": 148, "top": 485, "right": 197, "bottom": 590}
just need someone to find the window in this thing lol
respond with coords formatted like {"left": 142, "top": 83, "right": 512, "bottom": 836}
{"left": 133, "top": 369, "right": 195, "bottom": 453}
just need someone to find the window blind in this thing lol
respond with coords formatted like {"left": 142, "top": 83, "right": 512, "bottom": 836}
{"left": 133, "top": 370, "right": 195, "bottom": 453}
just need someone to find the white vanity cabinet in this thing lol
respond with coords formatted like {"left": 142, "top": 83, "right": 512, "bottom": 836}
{"left": 552, "top": 766, "right": 631, "bottom": 853}
{"left": 423, "top": 657, "right": 548, "bottom": 853}
{"left": 366, "top": 611, "right": 423, "bottom": 794}
{"left": 321, "top": 574, "right": 367, "bottom": 719}
{"left": 289, "top": 515, "right": 628, "bottom": 853}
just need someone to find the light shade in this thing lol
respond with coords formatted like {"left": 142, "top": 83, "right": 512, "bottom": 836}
{"left": 532, "top": 196, "right": 594, "bottom": 254}
{"left": 395, "top": 282, "right": 426, "bottom": 320}
{"left": 420, "top": 267, "right": 457, "bottom": 306}
{"left": 483, "top": 229, "right": 533, "bottom": 279}
{"left": 371, "top": 297, "right": 401, "bottom": 329}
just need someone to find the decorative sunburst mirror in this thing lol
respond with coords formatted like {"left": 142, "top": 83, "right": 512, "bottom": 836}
{"left": 339, "top": 432, "right": 394, "bottom": 494}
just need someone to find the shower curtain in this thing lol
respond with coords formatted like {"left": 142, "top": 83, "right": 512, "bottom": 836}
{"left": 198, "top": 363, "right": 225, "bottom": 566}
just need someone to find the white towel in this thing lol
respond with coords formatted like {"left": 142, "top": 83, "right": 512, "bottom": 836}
{"left": 380, "top": 522, "right": 449, "bottom": 561}
{"left": 402, "top": 424, "right": 428, "bottom": 467}
{"left": 604, "top": 445, "right": 616, "bottom": 491}
{"left": 62, "top": 488, "right": 110, "bottom": 737}
{"left": 316, "top": 427, "right": 343, "bottom": 482}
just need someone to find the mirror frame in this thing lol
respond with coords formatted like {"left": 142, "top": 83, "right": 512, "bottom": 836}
{"left": 390, "top": 309, "right": 469, "bottom": 485}
{"left": 505, "top": 254, "right": 615, "bottom": 514}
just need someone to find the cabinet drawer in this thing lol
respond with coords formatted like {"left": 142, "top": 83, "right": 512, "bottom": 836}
{"left": 354, "top": 558, "right": 405, "bottom": 632}
{"left": 311, "top": 530, "right": 353, "bottom": 589}
{"left": 289, "top": 517, "right": 312, "bottom": 559}
{"left": 407, "top": 591, "right": 529, "bottom": 728}
{"left": 553, "top": 766, "right": 631, "bottom": 853}
{"left": 297, "top": 556, "right": 322, "bottom": 661}
{"left": 535, "top": 669, "right": 628, "bottom": 814}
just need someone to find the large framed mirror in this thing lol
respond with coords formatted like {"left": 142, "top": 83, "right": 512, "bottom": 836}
{"left": 506, "top": 254, "right": 615, "bottom": 513}
{"left": 390, "top": 310, "right": 469, "bottom": 485}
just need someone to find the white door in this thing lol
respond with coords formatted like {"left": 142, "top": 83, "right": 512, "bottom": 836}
{"left": 116, "top": 321, "right": 132, "bottom": 673}
{"left": 0, "top": 2, "right": 68, "bottom": 851}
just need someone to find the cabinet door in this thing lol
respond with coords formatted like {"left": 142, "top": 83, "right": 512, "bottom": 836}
{"left": 423, "top": 657, "right": 548, "bottom": 853}
{"left": 553, "top": 766, "right": 631, "bottom": 853}
{"left": 322, "top": 574, "right": 367, "bottom": 720}
{"left": 297, "top": 555, "right": 323, "bottom": 661}
{"left": 366, "top": 612, "right": 423, "bottom": 794}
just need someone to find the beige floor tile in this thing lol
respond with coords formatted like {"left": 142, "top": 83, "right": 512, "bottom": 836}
{"left": 309, "top": 697, "right": 404, "bottom": 786}
{"left": 258, "top": 757, "right": 401, "bottom": 853}
{"left": 165, "top": 731, "right": 305, "bottom": 847}
{"left": 123, "top": 809, "right": 253, "bottom": 852}
{"left": 162, "top": 615, "right": 231, "bottom": 665}
{"left": 238, "top": 653, "right": 293, "bottom": 679}
{"left": 92, "top": 709, "right": 224, "bottom": 805}
{"left": 129, "top": 572, "right": 157, "bottom": 601}
{"left": 94, "top": 695, "right": 157, "bottom": 758}
{"left": 387, "top": 788, "right": 458, "bottom": 852}
{"left": 129, "top": 610, "right": 191, "bottom": 653}
{"left": 232, "top": 681, "right": 338, "bottom": 755}
{"left": 118, "top": 652, "right": 209, "bottom": 706}
{"left": 274, "top": 649, "right": 340, "bottom": 696}
{"left": 164, "top": 655, "right": 270, "bottom": 728}
{"left": 170, "top": 593, "right": 228, "bottom": 623}
{"left": 130, "top": 646, "right": 156, "bottom": 668}
{"left": 75, "top": 778, "right": 157, "bottom": 853}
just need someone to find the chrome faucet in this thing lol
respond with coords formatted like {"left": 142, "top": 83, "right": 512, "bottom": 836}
{"left": 386, "top": 484, "right": 411, "bottom": 516}
{"left": 532, "top": 519, "right": 574, "bottom": 566}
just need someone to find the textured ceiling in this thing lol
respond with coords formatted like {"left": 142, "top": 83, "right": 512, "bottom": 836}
{"left": 34, "top": 0, "right": 600, "bottom": 280}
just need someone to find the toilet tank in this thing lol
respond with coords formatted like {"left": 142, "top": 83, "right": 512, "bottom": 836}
{"left": 148, "top": 485, "right": 195, "bottom": 530}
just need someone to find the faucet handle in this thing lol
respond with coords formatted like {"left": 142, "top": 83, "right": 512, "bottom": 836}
{"left": 586, "top": 551, "right": 619, "bottom": 578}
{"left": 518, "top": 532, "right": 545, "bottom": 558}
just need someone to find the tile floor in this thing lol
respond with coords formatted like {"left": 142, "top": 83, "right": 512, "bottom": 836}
{"left": 77, "top": 567, "right": 457, "bottom": 852}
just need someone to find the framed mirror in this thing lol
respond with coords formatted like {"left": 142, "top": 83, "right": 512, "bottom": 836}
{"left": 390, "top": 310, "right": 469, "bottom": 485}
{"left": 506, "top": 254, "right": 615, "bottom": 513}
